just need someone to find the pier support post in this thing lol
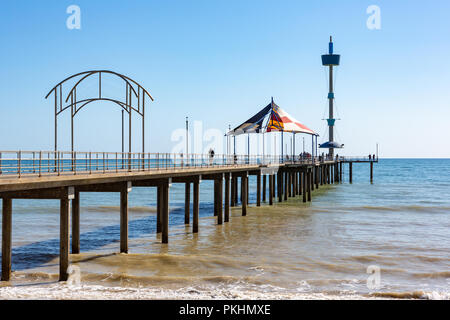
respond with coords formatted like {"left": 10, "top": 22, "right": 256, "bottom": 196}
{"left": 284, "top": 171, "right": 288, "bottom": 201}
{"left": 336, "top": 163, "right": 339, "bottom": 183}
{"left": 242, "top": 173, "right": 248, "bottom": 216}
{"left": 269, "top": 174, "right": 273, "bottom": 205}
{"left": 193, "top": 179, "right": 199, "bottom": 233}
{"left": 161, "top": 181, "right": 170, "bottom": 243}
{"left": 277, "top": 171, "right": 282, "bottom": 202}
{"left": 120, "top": 187, "right": 129, "bottom": 253}
{"left": 307, "top": 169, "right": 312, "bottom": 202}
{"left": 293, "top": 171, "right": 297, "bottom": 196}
{"left": 328, "top": 165, "right": 331, "bottom": 184}
{"left": 349, "top": 162, "right": 353, "bottom": 184}
{"left": 214, "top": 180, "right": 218, "bottom": 216}
{"left": 302, "top": 170, "right": 307, "bottom": 203}
{"left": 240, "top": 177, "right": 244, "bottom": 204}
{"left": 370, "top": 162, "right": 374, "bottom": 183}
{"left": 60, "top": 197, "right": 70, "bottom": 281}
{"left": 1, "top": 198, "right": 12, "bottom": 281}
{"left": 286, "top": 172, "right": 290, "bottom": 198}
{"left": 216, "top": 177, "right": 223, "bottom": 225}
{"left": 316, "top": 167, "right": 319, "bottom": 189}
{"left": 235, "top": 176, "right": 239, "bottom": 205}
{"left": 157, "top": 186, "right": 162, "bottom": 233}
{"left": 185, "top": 183, "right": 190, "bottom": 224}
{"left": 224, "top": 173, "right": 230, "bottom": 222}
{"left": 230, "top": 176, "right": 236, "bottom": 207}
{"left": 256, "top": 172, "right": 261, "bottom": 207}
{"left": 299, "top": 171, "right": 303, "bottom": 195}
{"left": 72, "top": 191, "right": 80, "bottom": 254}
{"left": 340, "top": 162, "right": 343, "bottom": 182}
{"left": 262, "top": 174, "right": 266, "bottom": 202}
{"left": 320, "top": 166, "right": 324, "bottom": 185}
{"left": 247, "top": 177, "right": 249, "bottom": 205}
{"left": 331, "top": 165, "right": 334, "bottom": 184}
{"left": 311, "top": 169, "right": 315, "bottom": 191}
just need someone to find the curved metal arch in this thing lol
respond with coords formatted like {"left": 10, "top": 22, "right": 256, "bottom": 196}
{"left": 73, "top": 99, "right": 128, "bottom": 117}
{"left": 63, "top": 71, "right": 141, "bottom": 103}
{"left": 57, "top": 98, "right": 142, "bottom": 117}
{"left": 46, "top": 70, "right": 153, "bottom": 154}
{"left": 45, "top": 70, "right": 153, "bottom": 101}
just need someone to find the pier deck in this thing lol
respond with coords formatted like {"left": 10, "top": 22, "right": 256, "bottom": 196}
{"left": 0, "top": 151, "right": 376, "bottom": 281}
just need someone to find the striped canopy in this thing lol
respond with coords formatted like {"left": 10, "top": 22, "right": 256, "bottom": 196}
{"left": 227, "top": 99, "right": 317, "bottom": 136}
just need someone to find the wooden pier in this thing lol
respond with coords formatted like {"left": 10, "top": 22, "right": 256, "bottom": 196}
{"left": 0, "top": 151, "right": 376, "bottom": 281}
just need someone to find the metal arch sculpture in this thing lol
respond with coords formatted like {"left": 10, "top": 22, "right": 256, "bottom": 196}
{"left": 45, "top": 70, "right": 154, "bottom": 153}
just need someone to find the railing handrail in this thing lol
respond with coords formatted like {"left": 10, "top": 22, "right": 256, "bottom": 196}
{"left": 0, "top": 150, "right": 360, "bottom": 179}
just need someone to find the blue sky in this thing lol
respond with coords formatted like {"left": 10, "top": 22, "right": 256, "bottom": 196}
{"left": 0, "top": 0, "right": 449, "bottom": 157}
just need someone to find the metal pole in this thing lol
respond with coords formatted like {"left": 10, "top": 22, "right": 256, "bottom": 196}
{"left": 328, "top": 63, "right": 334, "bottom": 158}
{"left": 186, "top": 117, "right": 189, "bottom": 162}
{"left": 54, "top": 88, "right": 57, "bottom": 152}
{"left": 142, "top": 95, "right": 145, "bottom": 153}
{"left": 247, "top": 134, "right": 250, "bottom": 163}
{"left": 293, "top": 133, "right": 295, "bottom": 160}
{"left": 122, "top": 110, "right": 124, "bottom": 153}
{"left": 128, "top": 85, "right": 132, "bottom": 154}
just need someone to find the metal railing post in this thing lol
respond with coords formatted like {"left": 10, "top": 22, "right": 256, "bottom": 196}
{"left": 18, "top": 151, "right": 21, "bottom": 178}
{"left": 38, "top": 151, "right": 42, "bottom": 177}
{"left": 74, "top": 152, "right": 77, "bottom": 175}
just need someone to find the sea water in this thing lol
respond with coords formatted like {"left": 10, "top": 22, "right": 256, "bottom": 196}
{"left": 0, "top": 159, "right": 449, "bottom": 299}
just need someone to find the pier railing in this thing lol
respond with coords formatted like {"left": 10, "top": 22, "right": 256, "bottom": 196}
{"left": 0, "top": 151, "right": 334, "bottom": 179}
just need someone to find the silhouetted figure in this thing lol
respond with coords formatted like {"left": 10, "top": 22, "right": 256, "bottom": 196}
{"left": 209, "top": 148, "right": 215, "bottom": 165}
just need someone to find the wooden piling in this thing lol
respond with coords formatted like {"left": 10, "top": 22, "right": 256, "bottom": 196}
{"left": 120, "top": 189, "right": 128, "bottom": 252}
{"left": 302, "top": 171, "right": 307, "bottom": 203}
{"left": 349, "top": 162, "right": 353, "bottom": 184}
{"left": 320, "top": 166, "right": 324, "bottom": 185}
{"left": 314, "top": 166, "right": 320, "bottom": 189}
{"left": 60, "top": 197, "right": 70, "bottom": 281}
{"left": 262, "top": 174, "right": 266, "bottom": 202}
{"left": 156, "top": 186, "right": 162, "bottom": 233}
{"left": 256, "top": 173, "right": 261, "bottom": 207}
{"left": 299, "top": 171, "right": 303, "bottom": 195}
{"left": 214, "top": 180, "right": 218, "bottom": 216}
{"left": 161, "top": 182, "right": 169, "bottom": 243}
{"left": 1, "top": 198, "right": 12, "bottom": 281}
{"left": 246, "top": 177, "right": 249, "bottom": 205}
{"left": 72, "top": 191, "right": 80, "bottom": 254}
{"left": 284, "top": 171, "right": 288, "bottom": 201}
{"left": 277, "top": 172, "right": 282, "bottom": 202}
{"left": 185, "top": 183, "right": 190, "bottom": 224}
{"left": 293, "top": 171, "right": 297, "bottom": 196}
{"left": 240, "top": 177, "right": 244, "bottom": 204}
{"left": 307, "top": 169, "right": 312, "bottom": 202}
{"left": 234, "top": 176, "right": 238, "bottom": 205}
{"left": 193, "top": 180, "right": 199, "bottom": 233}
{"left": 269, "top": 174, "right": 273, "bottom": 205}
{"left": 231, "top": 176, "right": 236, "bottom": 207}
{"left": 331, "top": 165, "right": 334, "bottom": 184}
{"left": 242, "top": 174, "right": 248, "bottom": 216}
{"left": 224, "top": 173, "right": 230, "bottom": 222}
{"left": 217, "top": 177, "right": 223, "bottom": 225}
{"left": 370, "top": 161, "right": 373, "bottom": 183}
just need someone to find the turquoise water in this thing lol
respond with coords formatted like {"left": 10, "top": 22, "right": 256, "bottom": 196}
{"left": 0, "top": 159, "right": 449, "bottom": 299}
